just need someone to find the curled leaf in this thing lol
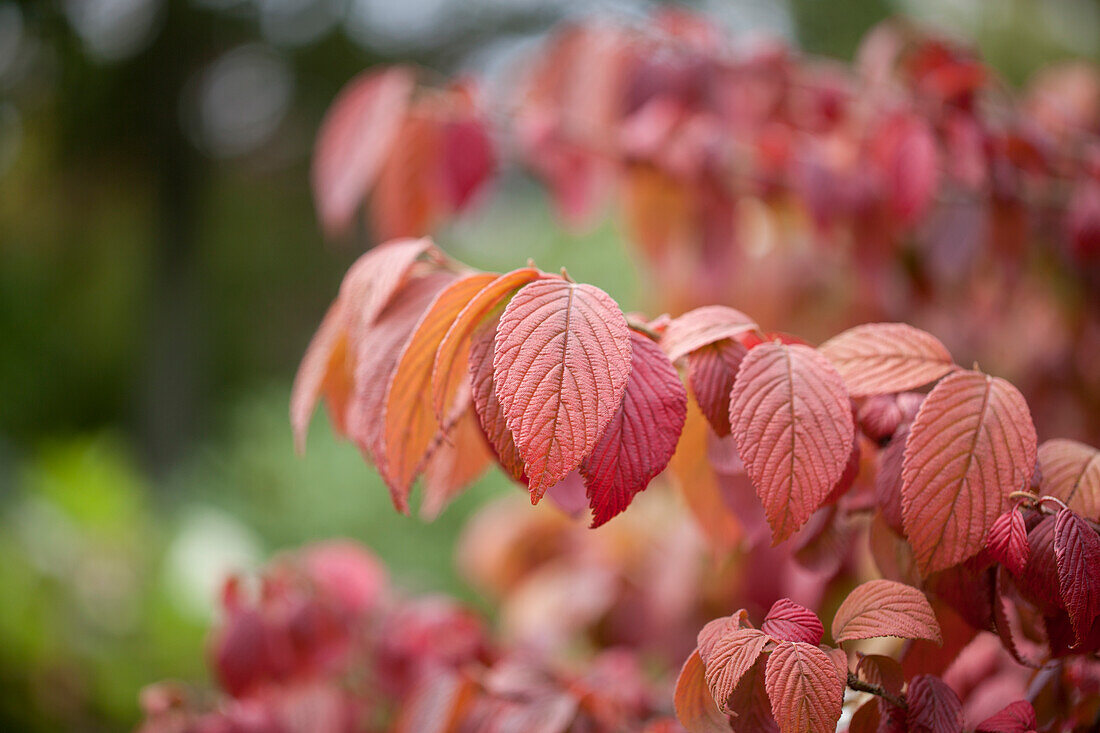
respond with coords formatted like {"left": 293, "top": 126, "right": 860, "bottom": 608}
{"left": 1053, "top": 508, "right": 1100, "bottom": 644}
{"left": 674, "top": 650, "right": 731, "bottom": 733}
{"left": 831, "top": 579, "right": 941, "bottom": 644}
{"left": 687, "top": 339, "right": 747, "bottom": 436}
{"left": 700, "top": 628, "right": 768, "bottom": 714}
{"left": 985, "top": 508, "right": 1030, "bottom": 575}
{"left": 662, "top": 305, "right": 757, "bottom": 362}
{"left": 729, "top": 343, "right": 854, "bottom": 542}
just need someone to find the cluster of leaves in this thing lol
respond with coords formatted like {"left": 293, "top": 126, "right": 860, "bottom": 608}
{"left": 312, "top": 9, "right": 1100, "bottom": 443}
{"left": 290, "top": 235, "right": 1100, "bottom": 730}
{"left": 137, "top": 540, "right": 685, "bottom": 733}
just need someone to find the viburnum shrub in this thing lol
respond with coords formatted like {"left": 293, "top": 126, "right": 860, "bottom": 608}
{"left": 139, "top": 9, "right": 1100, "bottom": 733}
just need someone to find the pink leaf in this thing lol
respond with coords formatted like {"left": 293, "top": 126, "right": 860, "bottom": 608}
{"left": 763, "top": 641, "right": 844, "bottom": 733}
{"left": 674, "top": 649, "right": 731, "bottom": 733}
{"left": 1015, "top": 514, "right": 1064, "bottom": 615}
{"left": 905, "top": 675, "right": 963, "bottom": 733}
{"left": 700, "top": 628, "right": 768, "bottom": 713}
{"left": 580, "top": 331, "right": 687, "bottom": 527}
{"left": 819, "top": 323, "right": 953, "bottom": 398}
{"left": 687, "top": 339, "right": 747, "bottom": 436}
{"left": 729, "top": 343, "right": 855, "bottom": 542}
{"left": 761, "top": 599, "right": 824, "bottom": 645}
{"left": 985, "top": 508, "right": 1030, "bottom": 576}
{"left": 974, "top": 700, "right": 1037, "bottom": 733}
{"left": 1053, "top": 508, "right": 1100, "bottom": 644}
{"left": 438, "top": 117, "right": 495, "bottom": 211}
{"left": 661, "top": 306, "right": 757, "bottom": 362}
{"left": 901, "top": 370, "right": 1037, "bottom": 574}
{"left": 312, "top": 67, "right": 415, "bottom": 237}
{"left": 728, "top": 658, "right": 778, "bottom": 733}
{"left": 493, "top": 279, "right": 633, "bottom": 500}
{"left": 831, "top": 579, "right": 941, "bottom": 644}
{"left": 1037, "top": 439, "right": 1100, "bottom": 521}
{"left": 697, "top": 610, "right": 752, "bottom": 662}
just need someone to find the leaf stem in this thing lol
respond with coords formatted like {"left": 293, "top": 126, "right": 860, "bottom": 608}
{"left": 846, "top": 672, "right": 907, "bottom": 710}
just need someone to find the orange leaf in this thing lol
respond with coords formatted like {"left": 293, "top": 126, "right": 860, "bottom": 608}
{"left": 901, "top": 370, "right": 1037, "bottom": 574}
{"left": 831, "top": 579, "right": 941, "bottom": 644}
{"left": 1037, "top": 439, "right": 1100, "bottom": 521}
{"left": 419, "top": 407, "right": 494, "bottom": 521}
{"left": 382, "top": 273, "right": 497, "bottom": 501}
{"left": 700, "top": 628, "right": 768, "bottom": 713}
{"left": 662, "top": 305, "right": 757, "bottom": 362}
{"left": 819, "top": 323, "right": 954, "bottom": 398}
{"left": 432, "top": 268, "right": 542, "bottom": 423}
{"left": 674, "top": 649, "right": 731, "bottom": 733}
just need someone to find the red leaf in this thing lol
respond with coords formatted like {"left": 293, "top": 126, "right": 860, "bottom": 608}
{"left": 729, "top": 343, "right": 855, "bottom": 542}
{"left": 985, "top": 508, "right": 1030, "bottom": 576}
{"left": 728, "top": 658, "right": 778, "bottom": 733}
{"left": 761, "top": 599, "right": 824, "bottom": 645}
{"left": 763, "top": 641, "right": 844, "bottom": 733}
{"left": 290, "top": 237, "right": 434, "bottom": 452}
{"left": 393, "top": 669, "right": 476, "bottom": 733}
{"left": 674, "top": 649, "right": 731, "bottom": 733}
{"left": 700, "top": 628, "right": 768, "bottom": 713}
{"left": 383, "top": 273, "right": 496, "bottom": 502}
{"left": 661, "top": 305, "right": 757, "bottom": 362}
{"left": 858, "top": 392, "right": 923, "bottom": 443}
{"left": 1053, "top": 508, "right": 1100, "bottom": 644}
{"left": 687, "top": 339, "right": 747, "bottom": 436}
{"left": 905, "top": 675, "right": 963, "bottom": 733}
{"left": 312, "top": 67, "right": 415, "bottom": 237}
{"left": 872, "top": 115, "right": 939, "bottom": 225}
{"left": 433, "top": 268, "right": 542, "bottom": 423}
{"left": 468, "top": 316, "right": 525, "bottom": 483}
{"left": 831, "top": 579, "right": 941, "bottom": 644}
{"left": 974, "top": 700, "right": 1037, "bottom": 733}
{"left": 1037, "top": 439, "right": 1100, "bottom": 520}
{"left": 1014, "top": 514, "right": 1064, "bottom": 615}
{"left": 439, "top": 117, "right": 495, "bottom": 211}
{"left": 875, "top": 423, "right": 909, "bottom": 534}
{"left": 819, "top": 323, "right": 953, "bottom": 398}
{"left": 580, "top": 331, "right": 687, "bottom": 527}
{"left": 697, "top": 609, "right": 752, "bottom": 662}
{"left": 901, "top": 370, "right": 1037, "bottom": 574}
{"left": 493, "top": 279, "right": 633, "bottom": 500}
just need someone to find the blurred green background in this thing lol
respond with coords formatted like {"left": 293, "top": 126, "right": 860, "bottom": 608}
{"left": 0, "top": 0, "right": 1096, "bottom": 729}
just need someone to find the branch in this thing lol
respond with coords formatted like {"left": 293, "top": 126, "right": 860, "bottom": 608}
{"left": 847, "top": 672, "right": 907, "bottom": 710}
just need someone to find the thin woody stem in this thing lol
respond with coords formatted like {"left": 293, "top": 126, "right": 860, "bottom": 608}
{"left": 847, "top": 672, "right": 907, "bottom": 710}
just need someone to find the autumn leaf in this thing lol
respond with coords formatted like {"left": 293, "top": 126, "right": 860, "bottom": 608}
{"left": 729, "top": 343, "right": 854, "bottom": 542}
{"left": 727, "top": 658, "right": 778, "bottom": 733}
{"left": 580, "top": 330, "right": 687, "bottom": 527}
{"left": 1014, "top": 514, "right": 1064, "bottom": 615}
{"left": 985, "top": 508, "right": 1030, "bottom": 575}
{"left": 831, "top": 579, "right": 941, "bottom": 644}
{"left": 432, "top": 268, "right": 542, "bottom": 423}
{"left": 674, "top": 649, "right": 731, "bottom": 733}
{"left": 901, "top": 370, "right": 1037, "bottom": 574}
{"left": 905, "top": 675, "right": 963, "bottom": 733}
{"left": 312, "top": 67, "right": 415, "bottom": 237}
{"left": 687, "top": 339, "right": 747, "bottom": 436}
{"left": 347, "top": 271, "right": 457, "bottom": 509}
{"left": 493, "top": 279, "right": 633, "bottom": 500}
{"left": 819, "top": 323, "right": 954, "bottom": 398}
{"left": 1038, "top": 439, "right": 1100, "bottom": 520}
{"left": 668, "top": 396, "right": 743, "bottom": 552}
{"left": 700, "top": 627, "right": 768, "bottom": 713}
{"left": 419, "top": 407, "right": 494, "bottom": 521}
{"left": 290, "top": 237, "right": 434, "bottom": 452}
{"left": 760, "top": 599, "right": 824, "bottom": 645}
{"left": 468, "top": 315, "right": 526, "bottom": 483}
{"left": 974, "top": 700, "right": 1037, "bottom": 733}
{"left": 382, "top": 273, "right": 496, "bottom": 501}
{"left": 763, "top": 641, "right": 844, "bottom": 733}
{"left": 662, "top": 305, "right": 757, "bottom": 362}
{"left": 1053, "top": 508, "right": 1100, "bottom": 644}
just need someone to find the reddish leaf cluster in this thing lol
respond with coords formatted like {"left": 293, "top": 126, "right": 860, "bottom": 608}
{"left": 137, "top": 541, "right": 681, "bottom": 733}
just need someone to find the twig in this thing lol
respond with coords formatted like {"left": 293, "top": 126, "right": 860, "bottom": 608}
{"left": 847, "top": 672, "right": 907, "bottom": 711}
